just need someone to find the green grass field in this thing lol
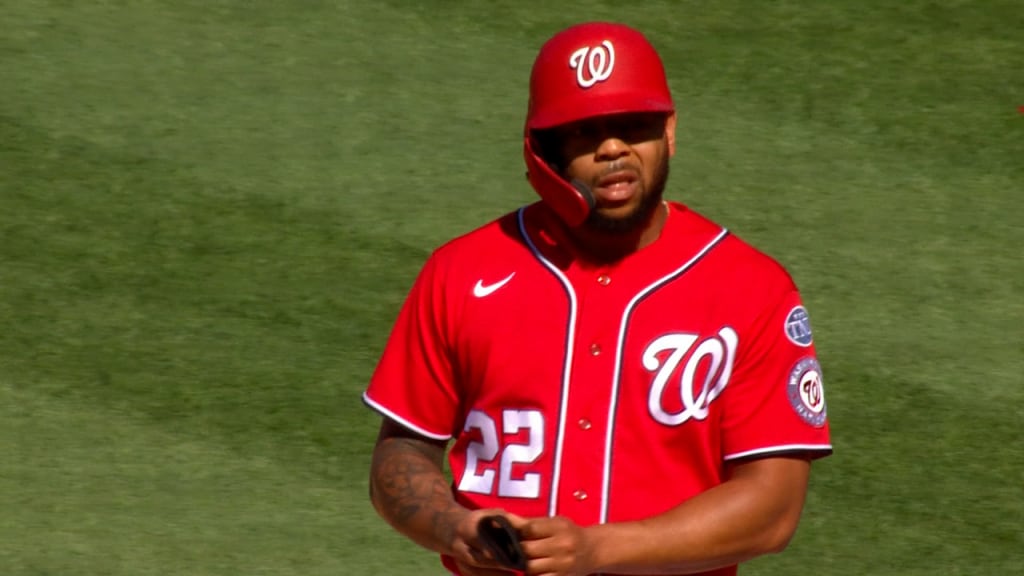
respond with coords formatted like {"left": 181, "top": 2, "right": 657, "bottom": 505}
{"left": 1, "top": 1, "right": 1022, "bottom": 574}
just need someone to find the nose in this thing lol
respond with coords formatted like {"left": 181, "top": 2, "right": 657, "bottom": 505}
{"left": 594, "top": 135, "right": 630, "bottom": 161}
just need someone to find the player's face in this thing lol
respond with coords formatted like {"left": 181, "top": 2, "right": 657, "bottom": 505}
{"left": 550, "top": 112, "right": 676, "bottom": 234}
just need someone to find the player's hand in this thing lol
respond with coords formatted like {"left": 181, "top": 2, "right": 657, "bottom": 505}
{"left": 509, "top": 514, "right": 598, "bottom": 576}
{"left": 449, "top": 508, "right": 520, "bottom": 574}
{"left": 453, "top": 559, "right": 520, "bottom": 576}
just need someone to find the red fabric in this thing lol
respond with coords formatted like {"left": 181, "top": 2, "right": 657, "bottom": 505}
{"left": 526, "top": 22, "right": 673, "bottom": 130}
{"left": 364, "top": 202, "right": 832, "bottom": 576}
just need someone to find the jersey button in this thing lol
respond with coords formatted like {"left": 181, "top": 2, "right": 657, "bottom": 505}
{"left": 573, "top": 489, "right": 588, "bottom": 501}
{"left": 589, "top": 343, "right": 601, "bottom": 356}
{"left": 578, "top": 418, "right": 592, "bottom": 430}
{"left": 597, "top": 274, "right": 611, "bottom": 286}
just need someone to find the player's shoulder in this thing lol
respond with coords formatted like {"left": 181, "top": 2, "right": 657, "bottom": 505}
{"left": 722, "top": 234, "right": 797, "bottom": 287}
{"left": 426, "top": 206, "right": 531, "bottom": 268}
{"left": 678, "top": 204, "right": 799, "bottom": 292}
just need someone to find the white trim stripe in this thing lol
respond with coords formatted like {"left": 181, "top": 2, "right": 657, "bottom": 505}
{"left": 362, "top": 392, "right": 453, "bottom": 441}
{"left": 518, "top": 207, "right": 579, "bottom": 518}
{"left": 724, "top": 444, "right": 834, "bottom": 461}
{"left": 600, "top": 228, "right": 730, "bottom": 524}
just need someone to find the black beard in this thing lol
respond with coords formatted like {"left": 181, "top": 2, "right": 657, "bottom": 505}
{"left": 583, "top": 158, "right": 669, "bottom": 235}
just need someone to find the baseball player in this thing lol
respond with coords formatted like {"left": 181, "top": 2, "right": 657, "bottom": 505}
{"left": 364, "top": 21, "right": 832, "bottom": 576}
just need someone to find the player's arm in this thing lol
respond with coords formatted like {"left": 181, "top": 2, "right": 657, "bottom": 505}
{"left": 510, "top": 455, "right": 811, "bottom": 575}
{"left": 369, "top": 417, "right": 509, "bottom": 570}
{"left": 590, "top": 455, "right": 811, "bottom": 573}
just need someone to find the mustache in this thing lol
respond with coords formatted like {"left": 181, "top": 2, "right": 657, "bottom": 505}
{"left": 597, "top": 160, "right": 641, "bottom": 179}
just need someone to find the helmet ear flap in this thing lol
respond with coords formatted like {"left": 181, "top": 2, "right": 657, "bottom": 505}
{"left": 524, "top": 136, "right": 594, "bottom": 227}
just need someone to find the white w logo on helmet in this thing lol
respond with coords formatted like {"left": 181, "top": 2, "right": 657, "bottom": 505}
{"left": 569, "top": 40, "right": 615, "bottom": 88}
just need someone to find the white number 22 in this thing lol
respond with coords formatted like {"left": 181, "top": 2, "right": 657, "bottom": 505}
{"left": 457, "top": 409, "right": 544, "bottom": 498}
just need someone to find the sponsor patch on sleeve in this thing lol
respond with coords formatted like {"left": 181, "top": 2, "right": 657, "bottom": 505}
{"left": 784, "top": 305, "right": 814, "bottom": 347}
{"left": 787, "top": 357, "right": 827, "bottom": 427}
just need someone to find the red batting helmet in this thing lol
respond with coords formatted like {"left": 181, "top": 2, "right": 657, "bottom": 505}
{"left": 524, "top": 22, "right": 674, "bottom": 226}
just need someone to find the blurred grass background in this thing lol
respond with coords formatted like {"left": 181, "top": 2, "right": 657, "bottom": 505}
{"left": 1, "top": 0, "right": 1022, "bottom": 574}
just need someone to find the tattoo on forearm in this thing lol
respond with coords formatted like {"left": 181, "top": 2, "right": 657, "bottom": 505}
{"left": 431, "top": 501, "right": 463, "bottom": 546}
{"left": 372, "top": 437, "right": 463, "bottom": 545}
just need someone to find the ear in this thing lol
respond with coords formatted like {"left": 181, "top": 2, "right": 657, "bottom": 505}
{"left": 665, "top": 112, "right": 678, "bottom": 157}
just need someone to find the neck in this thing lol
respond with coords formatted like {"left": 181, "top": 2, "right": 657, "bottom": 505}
{"left": 569, "top": 201, "right": 669, "bottom": 263}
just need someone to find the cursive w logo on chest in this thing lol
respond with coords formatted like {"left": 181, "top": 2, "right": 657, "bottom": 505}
{"left": 643, "top": 327, "right": 738, "bottom": 426}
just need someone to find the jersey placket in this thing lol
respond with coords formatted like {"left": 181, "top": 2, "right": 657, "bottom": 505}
{"left": 553, "top": 264, "right": 621, "bottom": 524}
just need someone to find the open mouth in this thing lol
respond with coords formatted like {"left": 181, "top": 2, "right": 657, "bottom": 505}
{"left": 595, "top": 170, "right": 640, "bottom": 203}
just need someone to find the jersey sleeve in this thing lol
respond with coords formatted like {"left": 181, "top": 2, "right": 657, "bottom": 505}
{"left": 363, "top": 253, "right": 460, "bottom": 440}
{"left": 720, "top": 288, "right": 832, "bottom": 461}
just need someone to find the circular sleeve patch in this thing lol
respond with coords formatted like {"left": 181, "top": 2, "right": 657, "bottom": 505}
{"left": 787, "top": 357, "right": 827, "bottom": 427}
{"left": 784, "top": 305, "right": 814, "bottom": 347}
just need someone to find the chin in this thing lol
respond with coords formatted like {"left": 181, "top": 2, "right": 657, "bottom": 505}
{"left": 586, "top": 201, "right": 655, "bottom": 235}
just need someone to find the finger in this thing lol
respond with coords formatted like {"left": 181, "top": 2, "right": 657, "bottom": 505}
{"left": 452, "top": 540, "right": 500, "bottom": 569}
{"left": 461, "top": 508, "right": 507, "bottom": 545}
{"left": 523, "top": 555, "right": 563, "bottom": 576}
{"left": 468, "top": 545, "right": 492, "bottom": 564}
{"left": 455, "top": 558, "right": 515, "bottom": 576}
{"left": 518, "top": 516, "right": 562, "bottom": 540}
{"left": 503, "top": 511, "right": 529, "bottom": 529}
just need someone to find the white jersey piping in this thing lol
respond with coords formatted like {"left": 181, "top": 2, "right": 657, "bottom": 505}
{"left": 724, "top": 443, "right": 834, "bottom": 461}
{"left": 362, "top": 392, "right": 453, "bottom": 441}
{"left": 517, "top": 207, "right": 579, "bottom": 518}
{"left": 600, "top": 227, "right": 730, "bottom": 524}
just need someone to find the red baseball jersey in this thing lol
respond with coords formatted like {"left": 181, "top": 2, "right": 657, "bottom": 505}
{"left": 364, "top": 201, "right": 832, "bottom": 575}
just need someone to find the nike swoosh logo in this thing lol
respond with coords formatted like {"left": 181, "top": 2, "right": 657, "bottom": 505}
{"left": 473, "top": 273, "right": 516, "bottom": 298}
